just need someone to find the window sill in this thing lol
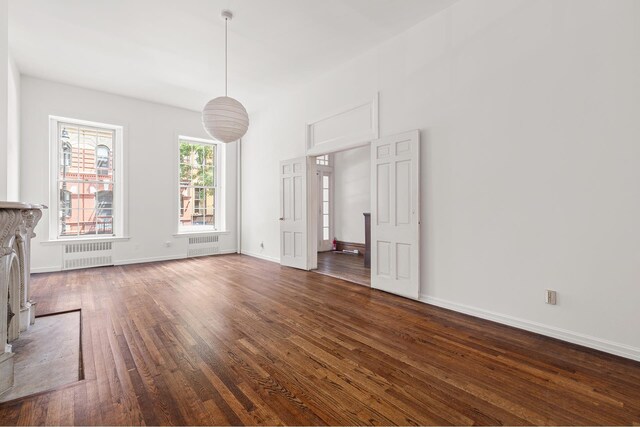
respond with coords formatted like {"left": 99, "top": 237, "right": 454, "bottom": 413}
{"left": 173, "top": 230, "right": 229, "bottom": 238}
{"left": 41, "top": 236, "right": 131, "bottom": 245}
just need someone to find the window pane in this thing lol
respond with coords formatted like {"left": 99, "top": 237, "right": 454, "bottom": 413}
{"left": 58, "top": 181, "right": 114, "bottom": 236}
{"left": 323, "top": 201, "right": 329, "bottom": 215}
{"left": 80, "top": 128, "right": 97, "bottom": 175}
{"left": 178, "top": 186, "right": 216, "bottom": 230}
{"left": 202, "top": 145, "right": 214, "bottom": 186}
{"left": 323, "top": 215, "right": 329, "bottom": 227}
{"left": 179, "top": 163, "right": 191, "bottom": 183}
{"left": 204, "top": 188, "right": 215, "bottom": 225}
{"left": 179, "top": 186, "right": 192, "bottom": 225}
{"left": 179, "top": 143, "right": 193, "bottom": 164}
{"left": 96, "top": 145, "right": 110, "bottom": 176}
{"left": 323, "top": 175, "right": 329, "bottom": 188}
{"left": 323, "top": 189, "right": 329, "bottom": 202}
{"left": 323, "top": 228, "right": 329, "bottom": 240}
{"left": 59, "top": 125, "right": 79, "bottom": 177}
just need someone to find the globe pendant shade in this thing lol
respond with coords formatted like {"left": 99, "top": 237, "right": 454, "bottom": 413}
{"left": 202, "top": 96, "right": 249, "bottom": 143}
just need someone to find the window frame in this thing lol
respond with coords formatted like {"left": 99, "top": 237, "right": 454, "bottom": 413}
{"left": 176, "top": 135, "right": 225, "bottom": 234}
{"left": 48, "top": 116, "right": 126, "bottom": 242}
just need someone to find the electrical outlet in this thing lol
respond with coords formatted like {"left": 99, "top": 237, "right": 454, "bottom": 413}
{"left": 164, "top": 241, "right": 172, "bottom": 248}
{"left": 260, "top": 241, "right": 264, "bottom": 249}
{"left": 545, "top": 289, "right": 557, "bottom": 305}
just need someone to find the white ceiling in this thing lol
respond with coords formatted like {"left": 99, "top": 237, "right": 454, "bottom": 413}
{"left": 9, "top": 0, "right": 456, "bottom": 112}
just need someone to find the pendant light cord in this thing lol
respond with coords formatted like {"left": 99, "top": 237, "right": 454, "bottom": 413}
{"left": 225, "top": 17, "right": 228, "bottom": 97}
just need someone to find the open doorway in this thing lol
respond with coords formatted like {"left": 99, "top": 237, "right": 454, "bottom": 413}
{"left": 312, "top": 146, "right": 371, "bottom": 286}
{"left": 279, "top": 127, "right": 420, "bottom": 299}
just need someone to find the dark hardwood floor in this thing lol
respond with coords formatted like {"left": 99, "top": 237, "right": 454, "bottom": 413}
{"left": 315, "top": 251, "right": 370, "bottom": 287}
{"left": 0, "top": 254, "right": 639, "bottom": 425}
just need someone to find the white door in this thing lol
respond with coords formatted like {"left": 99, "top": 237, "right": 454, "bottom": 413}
{"left": 280, "top": 157, "right": 308, "bottom": 269}
{"left": 371, "top": 130, "right": 420, "bottom": 299}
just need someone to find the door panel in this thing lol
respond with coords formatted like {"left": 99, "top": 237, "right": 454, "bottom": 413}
{"left": 280, "top": 157, "right": 308, "bottom": 269}
{"left": 371, "top": 130, "right": 420, "bottom": 299}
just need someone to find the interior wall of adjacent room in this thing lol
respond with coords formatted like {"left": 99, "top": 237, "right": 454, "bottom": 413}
{"left": 333, "top": 145, "right": 370, "bottom": 244}
{"left": 20, "top": 77, "right": 238, "bottom": 271}
{"left": 242, "top": 0, "right": 640, "bottom": 356}
{"left": 7, "top": 54, "right": 20, "bottom": 201}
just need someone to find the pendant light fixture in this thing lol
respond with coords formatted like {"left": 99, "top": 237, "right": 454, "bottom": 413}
{"left": 202, "top": 10, "right": 249, "bottom": 143}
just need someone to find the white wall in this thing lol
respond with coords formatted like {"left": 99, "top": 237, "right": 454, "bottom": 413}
{"left": 0, "top": 0, "right": 7, "bottom": 200}
{"left": 333, "top": 145, "right": 370, "bottom": 244}
{"left": 7, "top": 54, "right": 19, "bottom": 200}
{"left": 242, "top": 0, "right": 640, "bottom": 359}
{"left": 21, "top": 77, "right": 237, "bottom": 271}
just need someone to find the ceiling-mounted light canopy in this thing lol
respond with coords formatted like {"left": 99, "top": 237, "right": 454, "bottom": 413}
{"left": 202, "top": 9, "right": 249, "bottom": 143}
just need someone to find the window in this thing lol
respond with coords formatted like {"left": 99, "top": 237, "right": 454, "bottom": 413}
{"left": 321, "top": 174, "right": 331, "bottom": 240}
{"left": 50, "top": 117, "right": 124, "bottom": 240}
{"left": 316, "top": 154, "right": 330, "bottom": 166}
{"left": 178, "top": 137, "right": 222, "bottom": 233}
{"left": 316, "top": 154, "right": 333, "bottom": 251}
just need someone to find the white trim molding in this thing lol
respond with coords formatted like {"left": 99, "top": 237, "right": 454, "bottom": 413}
{"left": 41, "top": 236, "right": 130, "bottom": 245}
{"left": 114, "top": 250, "right": 238, "bottom": 266}
{"left": 31, "top": 266, "right": 62, "bottom": 274}
{"left": 306, "top": 93, "right": 379, "bottom": 156}
{"left": 420, "top": 295, "right": 640, "bottom": 362}
{"left": 240, "top": 250, "right": 280, "bottom": 264}
{"left": 173, "top": 231, "right": 230, "bottom": 238}
{"left": 47, "top": 115, "right": 127, "bottom": 242}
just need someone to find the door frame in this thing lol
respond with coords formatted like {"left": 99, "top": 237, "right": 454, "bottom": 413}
{"left": 305, "top": 141, "right": 372, "bottom": 272}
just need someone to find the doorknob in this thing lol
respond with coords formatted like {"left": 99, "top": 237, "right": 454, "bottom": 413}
{"left": 279, "top": 217, "right": 284, "bottom": 221}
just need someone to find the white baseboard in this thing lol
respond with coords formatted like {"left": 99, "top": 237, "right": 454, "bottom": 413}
{"left": 114, "top": 249, "right": 239, "bottom": 266}
{"left": 31, "top": 266, "right": 62, "bottom": 274}
{"left": 420, "top": 295, "right": 640, "bottom": 362}
{"left": 219, "top": 249, "right": 240, "bottom": 255}
{"left": 114, "top": 254, "right": 187, "bottom": 266}
{"left": 240, "top": 250, "right": 280, "bottom": 263}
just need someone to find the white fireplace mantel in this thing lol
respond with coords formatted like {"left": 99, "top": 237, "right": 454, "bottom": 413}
{"left": 0, "top": 202, "right": 46, "bottom": 210}
{"left": 0, "top": 202, "right": 46, "bottom": 396}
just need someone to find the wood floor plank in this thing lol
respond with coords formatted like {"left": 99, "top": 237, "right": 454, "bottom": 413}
{"left": 1, "top": 254, "right": 639, "bottom": 425}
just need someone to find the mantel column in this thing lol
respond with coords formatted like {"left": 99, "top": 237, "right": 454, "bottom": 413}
{"left": 0, "top": 209, "right": 22, "bottom": 395}
{"left": 17, "top": 208, "right": 43, "bottom": 331}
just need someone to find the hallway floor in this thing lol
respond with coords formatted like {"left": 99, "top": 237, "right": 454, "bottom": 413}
{"left": 315, "top": 251, "right": 370, "bottom": 286}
